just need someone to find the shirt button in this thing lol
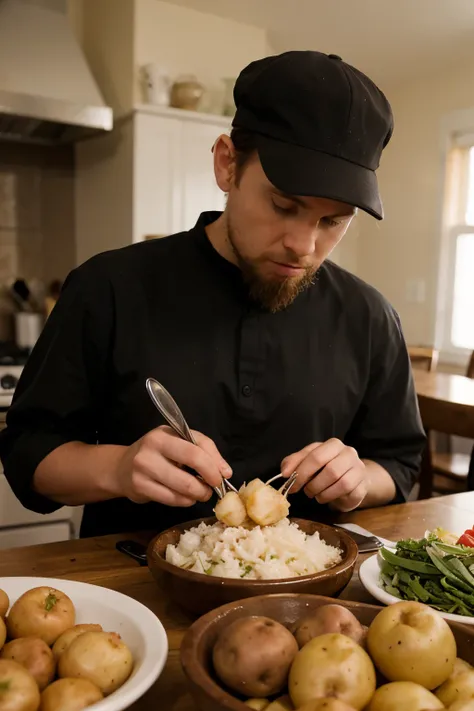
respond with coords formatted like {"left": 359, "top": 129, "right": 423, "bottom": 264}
{"left": 241, "top": 384, "right": 252, "bottom": 397}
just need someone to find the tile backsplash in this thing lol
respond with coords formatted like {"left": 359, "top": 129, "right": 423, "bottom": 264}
{"left": 0, "top": 142, "right": 76, "bottom": 340}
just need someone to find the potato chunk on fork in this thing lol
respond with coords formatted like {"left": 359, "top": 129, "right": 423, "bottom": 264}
{"left": 214, "top": 473, "right": 297, "bottom": 528}
{"left": 214, "top": 491, "right": 248, "bottom": 527}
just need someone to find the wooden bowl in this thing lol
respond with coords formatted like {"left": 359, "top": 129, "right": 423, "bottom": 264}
{"left": 147, "top": 517, "right": 358, "bottom": 616}
{"left": 180, "top": 593, "right": 474, "bottom": 711}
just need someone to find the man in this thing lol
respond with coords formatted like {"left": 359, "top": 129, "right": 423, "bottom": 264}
{"left": 0, "top": 51, "right": 425, "bottom": 537}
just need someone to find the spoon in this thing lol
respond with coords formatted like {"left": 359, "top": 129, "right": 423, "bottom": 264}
{"left": 145, "top": 377, "right": 238, "bottom": 499}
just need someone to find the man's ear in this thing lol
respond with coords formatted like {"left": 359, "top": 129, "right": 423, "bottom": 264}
{"left": 212, "top": 134, "right": 237, "bottom": 192}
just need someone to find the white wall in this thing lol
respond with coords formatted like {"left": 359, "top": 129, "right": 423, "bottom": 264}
{"left": 69, "top": 0, "right": 135, "bottom": 116}
{"left": 75, "top": 118, "right": 134, "bottom": 266}
{"left": 134, "top": 0, "right": 268, "bottom": 113}
{"left": 355, "top": 62, "right": 474, "bottom": 349}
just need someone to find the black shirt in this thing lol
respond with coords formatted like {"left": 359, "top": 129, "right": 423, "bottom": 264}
{"left": 0, "top": 212, "right": 426, "bottom": 537}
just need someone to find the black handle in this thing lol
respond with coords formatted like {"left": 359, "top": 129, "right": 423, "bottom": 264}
{"left": 116, "top": 539, "right": 148, "bottom": 566}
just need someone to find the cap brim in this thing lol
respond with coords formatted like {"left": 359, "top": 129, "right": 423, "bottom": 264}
{"left": 256, "top": 134, "right": 384, "bottom": 220}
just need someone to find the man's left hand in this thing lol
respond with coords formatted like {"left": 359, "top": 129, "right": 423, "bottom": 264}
{"left": 281, "top": 439, "right": 368, "bottom": 512}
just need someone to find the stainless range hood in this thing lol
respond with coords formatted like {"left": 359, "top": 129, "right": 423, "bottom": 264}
{"left": 0, "top": 0, "right": 113, "bottom": 146}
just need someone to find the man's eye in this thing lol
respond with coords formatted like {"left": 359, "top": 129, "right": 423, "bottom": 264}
{"left": 321, "top": 217, "right": 341, "bottom": 228}
{"left": 272, "top": 200, "right": 297, "bottom": 215}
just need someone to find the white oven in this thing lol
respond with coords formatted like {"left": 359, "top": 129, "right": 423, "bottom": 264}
{"left": 0, "top": 365, "right": 79, "bottom": 549}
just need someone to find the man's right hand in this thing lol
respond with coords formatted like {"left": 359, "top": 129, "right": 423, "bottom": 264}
{"left": 116, "top": 425, "right": 232, "bottom": 507}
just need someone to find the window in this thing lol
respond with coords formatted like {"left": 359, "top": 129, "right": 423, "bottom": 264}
{"left": 452, "top": 232, "right": 474, "bottom": 348}
{"left": 440, "top": 136, "right": 474, "bottom": 354}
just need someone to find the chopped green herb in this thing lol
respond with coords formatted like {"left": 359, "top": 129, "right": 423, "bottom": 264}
{"left": 240, "top": 564, "right": 253, "bottom": 578}
{"left": 44, "top": 592, "right": 57, "bottom": 612}
{"left": 0, "top": 681, "right": 10, "bottom": 691}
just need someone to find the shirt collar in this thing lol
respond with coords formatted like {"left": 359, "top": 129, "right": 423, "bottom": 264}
{"left": 192, "top": 211, "right": 243, "bottom": 281}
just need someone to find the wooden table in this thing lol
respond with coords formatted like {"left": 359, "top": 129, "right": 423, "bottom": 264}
{"left": 414, "top": 370, "right": 474, "bottom": 498}
{"left": 1, "top": 493, "right": 474, "bottom": 710}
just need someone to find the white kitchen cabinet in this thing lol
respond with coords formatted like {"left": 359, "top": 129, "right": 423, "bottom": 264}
{"left": 76, "top": 105, "right": 229, "bottom": 264}
{"left": 179, "top": 120, "right": 227, "bottom": 231}
{"left": 0, "top": 473, "right": 75, "bottom": 529}
{"left": 0, "top": 522, "right": 71, "bottom": 550}
{"left": 133, "top": 107, "right": 227, "bottom": 239}
{"left": 133, "top": 111, "right": 182, "bottom": 241}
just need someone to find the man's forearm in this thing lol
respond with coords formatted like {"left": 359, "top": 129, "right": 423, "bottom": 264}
{"left": 34, "top": 445, "right": 398, "bottom": 510}
{"left": 34, "top": 442, "right": 126, "bottom": 506}
{"left": 359, "top": 459, "right": 397, "bottom": 508}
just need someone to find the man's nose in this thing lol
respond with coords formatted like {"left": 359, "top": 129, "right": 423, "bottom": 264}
{"left": 282, "top": 226, "right": 318, "bottom": 259}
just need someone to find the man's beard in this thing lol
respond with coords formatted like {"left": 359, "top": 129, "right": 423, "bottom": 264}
{"left": 227, "top": 219, "right": 317, "bottom": 313}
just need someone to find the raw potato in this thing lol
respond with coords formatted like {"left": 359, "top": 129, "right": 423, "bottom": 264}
{"left": 40, "top": 677, "right": 103, "bottom": 711}
{"left": 366, "top": 681, "right": 444, "bottom": 711}
{"left": 0, "top": 589, "right": 9, "bottom": 619}
{"left": 288, "top": 632, "right": 376, "bottom": 711}
{"left": 452, "top": 658, "right": 474, "bottom": 678}
{"left": 265, "top": 695, "right": 293, "bottom": 711}
{"left": 0, "top": 658, "right": 41, "bottom": 711}
{"left": 245, "top": 700, "right": 269, "bottom": 710}
{"left": 7, "top": 588, "right": 75, "bottom": 646}
{"left": 359, "top": 625, "right": 369, "bottom": 649}
{"left": 366, "top": 600, "right": 456, "bottom": 689}
{"left": 449, "top": 701, "right": 474, "bottom": 711}
{"left": 212, "top": 616, "right": 298, "bottom": 697}
{"left": 0, "top": 637, "right": 55, "bottom": 690}
{"left": 0, "top": 616, "right": 6, "bottom": 650}
{"left": 296, "top": 701, "right": 357, "bottom": 711}
{"left": 214, "top": 491, "right": 248, "bottom": 528}
{"left": 245, "top": 484, "right": 290, "bottom": 527}
{"left": 292, "top": 605, "right": 366, "bottom": 649}
{"left": 52, "top": 624, "right": 103, "bottom": 662}
{"left": 58, "top": 631, "right": 133, "bottom": 696}
{"left": 436, "top": 670, "right": 474, "bottom": 707}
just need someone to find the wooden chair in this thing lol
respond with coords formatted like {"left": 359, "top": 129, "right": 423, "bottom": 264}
{"left": 430, "top": 350, "right": 474, "bottom": 493}
{"left": 407, "top": 346, "right": 439, "bottom": 372}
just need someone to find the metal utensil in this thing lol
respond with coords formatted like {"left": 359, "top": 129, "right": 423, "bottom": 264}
{"left": 336, "top": 523, "right": 395, "bottom": 549}
{"left": 10, "top": 278, "right": 33, "bottom": 312}
{"left": 146, "top": 377, "right": 238, "bottom": 499}
{"left": 266, "top": 471, "right": 298, "bottom": 497}
{"left": 334, "top": 523, "right": 395, "bottom": 553}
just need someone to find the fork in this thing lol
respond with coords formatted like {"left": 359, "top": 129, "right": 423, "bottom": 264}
{"left": 266, "top": 471, "right": 299, "bottom": 497}
{"left": 146, "top": 378, "right": 238, "bottom": 499}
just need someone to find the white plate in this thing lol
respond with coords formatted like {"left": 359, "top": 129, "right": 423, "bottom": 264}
{"left": 359, "top": 553, "right": 474, "bottom": 625}
{"left": 0, "top": 576, "right": 168, "bottom": 710}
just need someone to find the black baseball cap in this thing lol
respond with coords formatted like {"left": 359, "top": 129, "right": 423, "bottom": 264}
{"left": 232, "top": 51, "right": 394, "bottom": 220}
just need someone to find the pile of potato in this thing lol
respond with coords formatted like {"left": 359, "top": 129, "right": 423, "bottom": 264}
{"left": 0, "top": 585, "right": 134, "bottom": 711}
{"left": 211, "top": 600, "right": 474, "bottom": 711}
